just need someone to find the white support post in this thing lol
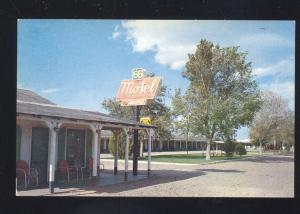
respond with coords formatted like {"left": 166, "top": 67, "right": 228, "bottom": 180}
{"left": 97, "top": 130, "right": 102, "bottom": 171}
{"left": 123, "top": 128, "right": 131, "bottom": 181}
{"left": 147, "top": 129, "right": 152, "bottom": 176}
{"left": 89, "top": 123, "right": 102, "bottom": 178}
{"left": 112, "top": 130, "right": 120, "bottom": 175}
{"left": 45, "top": 119, "right": 62, "bottom": 194}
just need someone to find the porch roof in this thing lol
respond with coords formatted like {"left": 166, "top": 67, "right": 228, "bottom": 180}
{"left": 17, "top": 100, "right": 156, "bottom": 129}
{"left": 17, "top": 88, "right": 56, "bottom": 105}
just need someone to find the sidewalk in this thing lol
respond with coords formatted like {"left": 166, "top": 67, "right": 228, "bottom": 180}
{"left": 100, "top": 150, "right": 224, "bottom": 159}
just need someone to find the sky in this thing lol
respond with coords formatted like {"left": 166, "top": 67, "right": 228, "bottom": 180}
{"left": 17, "top": 20, "right": 295, "bottom": 139}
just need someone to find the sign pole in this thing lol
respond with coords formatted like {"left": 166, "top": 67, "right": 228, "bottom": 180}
{"left": 132, "top": 105, "right": 140, "bottom": 176}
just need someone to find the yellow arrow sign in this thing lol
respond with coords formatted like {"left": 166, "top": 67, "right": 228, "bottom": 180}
{"left": 140, "top": 117, "right": 151, "bottom": 125}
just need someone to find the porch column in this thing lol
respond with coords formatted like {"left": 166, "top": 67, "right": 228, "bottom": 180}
{"left": 216, "top": 143, "right": 218, "bottom": 156}
{"left": 97, "top": 131, "right": 102, "bottom": 168}
{"left": 146, "top": 129, "right": 152, "bottom": 176}
{"left": 45, "top": 119, "right": 62, "bottom": 194}
{"left": 159, "top": 140, "right": 163, "bottom": 151}
{"left": 140, "top": 139, "right": 144, "bottom": 157}
{"left": 89, "top": 123, "right": 103, "bottom": 177}
{"left": 112, "top": 130, "right": 120, "bottom": 175}
{"left": 123, "top": 128, "right": 131, "bottom": 181}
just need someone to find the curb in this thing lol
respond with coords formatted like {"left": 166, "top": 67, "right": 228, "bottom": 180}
{"left": 101, "top": 154, "right": 273, "bottom": 166}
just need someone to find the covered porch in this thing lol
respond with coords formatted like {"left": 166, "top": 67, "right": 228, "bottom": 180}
{"left": 16, "top": 170, "right": 148, "bottom": 196}
{"left": 16, "top": 99, "right": 155, "bottom": 194}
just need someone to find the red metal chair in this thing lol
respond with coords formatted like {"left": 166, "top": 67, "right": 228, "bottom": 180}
{"left": 58, "top": 160, "right": 78, "bottom": 184}
{"left": 16, "top": 160, "right": 39, "bottom": 189}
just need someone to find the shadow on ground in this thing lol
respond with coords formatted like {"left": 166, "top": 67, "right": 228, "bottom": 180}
{"left": 50, "top": 167, "right": 245, "bottom": 196}
{"left": 238, "top": 155, "right": 294, "bottom": 163}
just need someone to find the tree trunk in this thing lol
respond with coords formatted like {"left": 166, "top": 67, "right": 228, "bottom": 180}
{"left": 186, "top": 141, "right": 189, "bottom": 156}
{"left": 259, "top": 141, "right": 263, "bottom": 155}
{"left": 206, "top": 140, "right": 211, "bottom": 160}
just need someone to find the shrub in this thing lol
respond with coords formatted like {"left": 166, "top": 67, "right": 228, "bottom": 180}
{"left": 223, "top": 140, "right": 235, "bottom": 157}
{"left": 108, "top": 131, "right": 133, "bottom": 159}
{"left": 235, "top": 143, "right": 247, "bottom": 157}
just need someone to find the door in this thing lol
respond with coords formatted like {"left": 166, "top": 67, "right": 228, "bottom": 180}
{"left": 66, "top": 129, "right": 85, "bottom": 166}
{"left": 31, "top": 127, "right": 49, "bottom": 184}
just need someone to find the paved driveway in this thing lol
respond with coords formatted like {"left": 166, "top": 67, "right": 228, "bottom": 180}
{"left": 95, "top": 154, "right": 294, "bottom": 197}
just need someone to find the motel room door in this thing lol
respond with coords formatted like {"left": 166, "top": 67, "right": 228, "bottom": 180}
{"left": 66, "top": 129, "right": 85, "bottom": 166}
{"left": 31, "top": 127, "right": 49, "bottom": 184}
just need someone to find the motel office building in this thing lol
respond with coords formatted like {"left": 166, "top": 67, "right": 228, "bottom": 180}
{"left": 16, "top": 88, "right": 155, "bottom": 187}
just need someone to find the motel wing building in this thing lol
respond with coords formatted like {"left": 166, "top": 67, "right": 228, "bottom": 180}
{"left": 16, "top": 88, "right": 155, "bottom": 187}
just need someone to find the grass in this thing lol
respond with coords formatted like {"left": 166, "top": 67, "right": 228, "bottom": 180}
{"left": 138, "top": 153, "right": 259, "bottom": 164}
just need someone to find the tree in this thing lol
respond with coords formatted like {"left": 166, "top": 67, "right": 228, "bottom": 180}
{"left": 271, "top": 110, "right": 294, "bottom": 151}
{"left": 182, "top": 40, "right": 261, "bottom": 160}
{"left": 171, "top": 88, "right": 195, "bottom": 155}
{"left": 223, "top": 139, "right": 235, "bottom": 157}
{"left": 102, "top": 73, "right": 173, "bottom": 156}
{"left": 108, "top": 131, "right": 133, "bottom": 159}
{"left": 249, "top": 91, "right": 289, "bottom": 154}
{"left": 235, "top": 143, "right": 247, "bottom": 157}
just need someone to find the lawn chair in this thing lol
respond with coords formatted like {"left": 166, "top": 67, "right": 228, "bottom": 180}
{"left": 80, "top": 158, "right": 104, "bottom": 180}
{"left": 58, "top": 160, "right": 79, "bottom": 184}
{"left": 16, "top": 160, "right": 39, "bottom": 189}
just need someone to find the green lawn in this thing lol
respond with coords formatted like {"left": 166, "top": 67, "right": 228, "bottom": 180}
{"left": 139, "top": 153, "right": 258, "bottom": 164}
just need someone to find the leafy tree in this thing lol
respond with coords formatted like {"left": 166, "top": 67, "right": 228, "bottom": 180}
{"left": 182, "top": 40, "right": 261, "bottom": 160}
{"left": 171, "top": 88, "right": 195, "bottom": 155}
{"left": 223, "top": 139, "right": 235, "bottom": 157}
{"left": 269, "top": 110, "right": 294, "bottom": 152}
{"left": 249, "top": 91, "right": 289, "bottom": 154}
{"left": 235, "top": 143, "right": 247, "bottom": 157}
{"left": 108, "top": 131, "right": 133, "bottom": 159}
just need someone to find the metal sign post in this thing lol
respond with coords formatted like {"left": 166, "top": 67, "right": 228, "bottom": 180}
{"left": 132, "top": 105, "right": 140, "bottom": 176}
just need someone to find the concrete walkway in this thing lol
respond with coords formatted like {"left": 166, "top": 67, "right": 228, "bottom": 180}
{"left": 17, "top": 172, "right": 147, "bottom": 196}
{"left": 100, "top": 150, "right": 224, "bottom": 158}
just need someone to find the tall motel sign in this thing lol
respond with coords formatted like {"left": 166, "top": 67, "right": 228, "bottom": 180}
{"left": 116, "top": 68, "right": 162, "bottom": 178}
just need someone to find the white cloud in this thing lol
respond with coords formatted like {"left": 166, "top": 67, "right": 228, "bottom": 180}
{"left": 112, "top": 31, "right": 121, "bottom": 39}
{"left": 253, "top": 57, "right": 294, "bottom": 78}
{"left": 260, "top": 81, "right": 294, "bottom": 110}
{"left": 111, "top": 24, "right": 122, "bottom": 39}
{"left": 41, "top": 88, "right": 60, "bottom": 94}
{"left": 121, "top": 20, "right": 204, "bottom": 70}
{"left": 120, "top": 20, "right": 294, "bottom": 71}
